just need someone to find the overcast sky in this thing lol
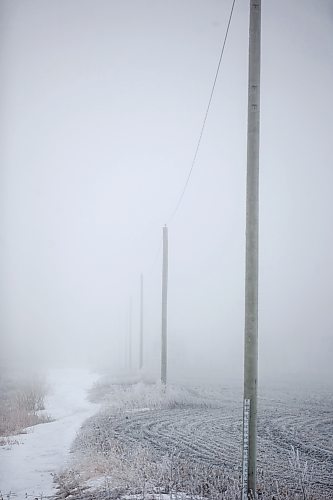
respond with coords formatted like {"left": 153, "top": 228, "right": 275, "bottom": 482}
{"left": 0, "top": 0, "right": 332, "bottom": 386}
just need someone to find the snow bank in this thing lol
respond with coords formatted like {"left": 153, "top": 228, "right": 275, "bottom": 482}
{"left": 0, "top": 368, "right": 99, "bottom": 499}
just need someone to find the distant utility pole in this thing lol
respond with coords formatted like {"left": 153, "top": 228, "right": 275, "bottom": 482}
{"left": 161, "top": 225, "right": 168, "bottom": 385}
{"left": 242, "top": 1, "right": 261, "bottom": 499}
{"left": 139, "top": 273, "right": 144, "bottom": 370}
{"left": 128, "top": 297, "right": 133, "bottom": 372}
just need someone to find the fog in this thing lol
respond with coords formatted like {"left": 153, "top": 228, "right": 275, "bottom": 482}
{"left": 1, "top": 0, "right": 332, "bottom": 386}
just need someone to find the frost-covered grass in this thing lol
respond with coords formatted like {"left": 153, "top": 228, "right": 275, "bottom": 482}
{"left": 55, "top": 451, "right": 241, "bottom": 500}
{"left": 0, "top": 370, "right": 51, "bottom": 442}
{"left": 57, "top": 381, "right": 333, "bottom": 500}
{"left": 56, "top": 444, "right": 326, "bottom": 500}
{"left": 89, "top": 377, "right": 223, "bottom": 410}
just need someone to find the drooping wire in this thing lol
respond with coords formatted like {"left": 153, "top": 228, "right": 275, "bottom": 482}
{"left": 141, "top": 0, "right": 237, "bottom": 280}
{"left": 168, "top": 0, "right": 236, "bottom": 224}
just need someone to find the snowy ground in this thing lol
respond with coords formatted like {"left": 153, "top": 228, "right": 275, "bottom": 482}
{"left": 0, "top": 368, "right": 99, "bottom": 500}
{"left": 1, "top": 374, "right": 332, "bottom": 499}
{"left": 69, "top": 381, "right": 333, "bottom": 499}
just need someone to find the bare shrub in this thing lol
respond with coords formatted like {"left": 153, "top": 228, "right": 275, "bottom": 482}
{"left": 0, "top": 372, "right": 51, "bottom": 438}
{"left": 16, "top": 379, "right": 46, "bottom": 412}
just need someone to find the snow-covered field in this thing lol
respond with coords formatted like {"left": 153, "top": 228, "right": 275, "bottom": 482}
{"left": 0, "top": 369, "right": 99, "bottom": 500}
{"left": 1, "top": 373, "right": 332, "bottom": 499}
{"left": 69, "top": 381, "right": 333, "bottom": 499}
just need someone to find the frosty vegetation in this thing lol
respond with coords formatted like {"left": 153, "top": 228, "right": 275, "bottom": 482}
{"left": 53, "top": 380, "right": 333, "bottom": 500}
{"left": 0, "top": 371, "right": 51, "bottom": 444}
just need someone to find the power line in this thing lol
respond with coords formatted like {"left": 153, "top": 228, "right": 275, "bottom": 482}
{"left": 140, "top": 0, "right": 237, "bottom": 279}
{"left": 168, "top": 0, "right": 236, "bottom": 224}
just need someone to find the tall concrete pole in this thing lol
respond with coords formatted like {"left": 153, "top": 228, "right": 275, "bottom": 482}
{"left": 139, "top": 273, "right": 144, "bottom": 370}
{"left": 243, "top": 0, "right": 261, "bottom": 498}
{"left": 128, "top": 296, "right": 132, "bottom": 372}
{"left": 161, "top": 225, "right": 168, "bottom": 385}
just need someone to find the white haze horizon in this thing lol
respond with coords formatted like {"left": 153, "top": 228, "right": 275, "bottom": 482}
{"left": 1, "top": 0, "right": 332, "bottom": 388}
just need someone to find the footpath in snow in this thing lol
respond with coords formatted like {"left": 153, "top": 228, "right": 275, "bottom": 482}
{"left": 0, "top": 368, "right": 99, "bottom": 499}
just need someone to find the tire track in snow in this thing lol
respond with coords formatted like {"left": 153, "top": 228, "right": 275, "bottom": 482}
{"left": 77, "top": 391, "right": 333, "bottom": 496}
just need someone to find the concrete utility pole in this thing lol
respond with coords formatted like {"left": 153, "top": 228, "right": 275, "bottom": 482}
{"left": 161, "top": 225, "right": 168, "bottom": 385}
{"left": 139, "top": 273, "right": 144, "bottom": 370}
{"left": 128, "top": 296, "right": 133, "bottom": 372}
{"left": 243, "top": 1, "right": 261, "bottom": 498}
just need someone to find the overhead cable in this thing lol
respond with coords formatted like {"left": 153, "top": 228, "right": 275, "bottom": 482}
{"left": 168, "top": 0, "right": 236, "bottom": 223}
